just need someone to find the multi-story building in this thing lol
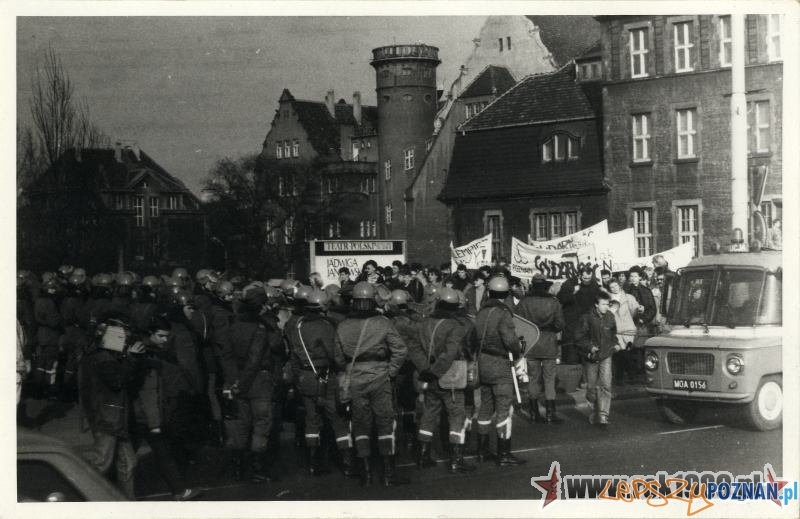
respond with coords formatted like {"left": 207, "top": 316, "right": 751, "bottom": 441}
{"left": 598, "top": 15, "right": 783, "bottom": 257}
{"left": 18, "top": 144, "right": 205, "bottom": 273}
{"left": 440, "top": 64, "right": 608, "bottom": 260}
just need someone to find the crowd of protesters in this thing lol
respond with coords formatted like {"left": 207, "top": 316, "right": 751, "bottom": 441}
{"left": 16, "top": 256, "right": 673, "bottom": 499}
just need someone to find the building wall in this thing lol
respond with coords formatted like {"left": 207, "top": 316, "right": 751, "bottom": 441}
{"left": 263, "top": 99, "right": 319, "bottom": 162}
{"left": 452, "top": 193, "right": 608, "bottom": 262}
{"left": 601, "top": 14, "right": 783, "bottom": 255}
{"left": 372, "top": 45, "right": 441, "bottom": 241}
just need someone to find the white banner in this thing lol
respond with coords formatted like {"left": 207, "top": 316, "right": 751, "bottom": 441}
{"left": 597, "top": 228, "right": 636, "bottom": 269}
{"left": 450, "top": 233, "right": 492, "bottom": 270}
{"left": 309, "top": 240, "right": 406, "bottom": 287}
{"left": 612, "top": 241, "right": 695, "bottom": 273}
{"left": 511, "top": 237, "right": 603, "bottom": 280}
{"left": 527, "top": 220, "right": 608, "bottom": 250}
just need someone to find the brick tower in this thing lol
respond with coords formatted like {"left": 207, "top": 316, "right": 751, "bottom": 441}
{"left": 371, "top": 44, "right": 440, "bottom": 240}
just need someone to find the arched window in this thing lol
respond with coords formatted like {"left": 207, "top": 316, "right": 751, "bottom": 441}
{"left": 541, "top": 133, "right": 580, "bottom": 163}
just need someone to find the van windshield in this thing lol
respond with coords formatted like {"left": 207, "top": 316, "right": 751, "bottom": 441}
{"left": 709, "top": 269, "right": 765, "bottom": 326}
{"left": 670, "top": 269, "right": 715, "bottom": 326}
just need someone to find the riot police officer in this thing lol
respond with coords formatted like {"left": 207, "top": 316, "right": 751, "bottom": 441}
{"left": 334, "top": 282, "right": 409, "bottom": 486}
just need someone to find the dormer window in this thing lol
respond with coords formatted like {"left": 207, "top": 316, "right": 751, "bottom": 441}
{"left": 542, "top": 134, "right": 580, "bottom": 163}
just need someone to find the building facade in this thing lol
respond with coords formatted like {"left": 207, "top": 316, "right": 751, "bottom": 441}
{"left": 598, "top": 14, "right": 783, "bottom": 257}
{"left": 441, "top": 65, "right": 608, "bottom": 262}
{"left": 19, "top": 145, "right": 205, "bottom": 273}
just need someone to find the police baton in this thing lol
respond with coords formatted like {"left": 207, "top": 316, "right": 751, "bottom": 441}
{"left": 508, "top": 352, "right": 522, "bottom": 404}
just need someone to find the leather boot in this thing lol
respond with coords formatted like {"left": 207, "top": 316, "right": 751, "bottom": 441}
{"left": 448, "top": 445, "right": 476, "bottom": 474}
{"left": 340, "top": 449, "right": 359, "bottom": 478}
{"left": 382, "top": 455, "right": 410, "bottom": 486}
{"left": 476, "top": 434, "right": 495, "bottom": 462}
{"left": 416, "top": 442, "right": 436, "bottom": 469}
{"left": 545, "top": 400, "right": 564, "bottom": 424}
{"left": 496, "top": 437, "right": 526, "bottom": 467}
{"left": 359, "top": 457, "right": 372, "bottom": 487}
{"left": 529, "top": 400, "right": 545, "bottom": 424}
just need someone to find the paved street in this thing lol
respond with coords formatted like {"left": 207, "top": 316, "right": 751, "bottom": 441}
{"left": 115, "top": 394, "right": 779, "bottom": 501}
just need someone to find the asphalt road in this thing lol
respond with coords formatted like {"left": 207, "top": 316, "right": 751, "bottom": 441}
{"left": 135, "top": 395, "right": 782, "bottom": 501}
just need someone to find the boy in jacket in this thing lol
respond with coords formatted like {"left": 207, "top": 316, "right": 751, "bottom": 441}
{"left": 575, "top": 292, "right": 619, "bottom": 426}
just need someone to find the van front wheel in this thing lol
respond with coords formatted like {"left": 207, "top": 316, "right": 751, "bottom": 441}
{"left": 743, "top": 376, "right": 782, "bottom": 431}
{"left": 657, "top": 398, "right": 698, "bottom": 425}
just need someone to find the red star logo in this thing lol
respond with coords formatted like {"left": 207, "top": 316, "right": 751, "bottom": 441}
{"left": 531, "top": 461, "right": 561, "bottom": 508}
{"left": 765, "top": 464, "right": 788, "bottom": 507}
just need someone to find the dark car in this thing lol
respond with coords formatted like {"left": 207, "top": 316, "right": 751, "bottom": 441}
{"left": 17, "top": 428, "right": 128, "bottom": 502}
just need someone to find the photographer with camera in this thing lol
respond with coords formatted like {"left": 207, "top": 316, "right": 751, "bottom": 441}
{"left": 575, "top": 291, "right": 618, "bottom": 427}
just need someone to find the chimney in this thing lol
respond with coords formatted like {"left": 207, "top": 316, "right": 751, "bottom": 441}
{"left": 130, "top": 143, "right": 141, "bottom": 161}
{"left": 353, "top": 91, "right": 362, "bottom": 125}
{"left": 114, "top": 142, "right": 123, "bottom": 162}
{"left": 325, "top": 90, "right": 335, "bottom": 117}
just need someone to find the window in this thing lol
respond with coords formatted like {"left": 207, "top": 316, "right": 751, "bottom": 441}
{"left": 676, "top": 108, "right": 697, "bottom": 158}
{"left": 359, "top": 220, "right": 366, "bottom": 238}
{"left": 149, "top": 196, "right": 159, "bottom": 218}
{"left": 677, "top": 205, "right": 700, "bottom": 257}
{"left": 404, "top": 148, "right": 415, "bottom": 170}
{"left": 673, "top": 21, "right": 694, "bottom": 72}
{"left": 542, "top": 134, "right": 579, "bottom": 163}
{"left": 360, "top": 177, "right": 370, "bottom": 194}
{"left": 359, "top": 220, "right": 376, "bottom": 238}
{"left": 326, "top": 177, "right": 339, "bottom": 194}
{"left": 749, "top": 101, "right": 771, "bottom": 153}
{"left": 767, "top": 14, "right": 782, "bottom": 61}
{"left": 633, "top": 207, "right": 654, "bottom": 257}
{"left": 385, "top": 203, "right": 393, "bottom": 224}
{"left": 534, "top": 213, "right": 548, "bottom": 241}
{"left": 565, "top": 212, "right": 578, "bottom": 235}
{"left": 506, "top": 36, "right": 512, "bottom": 50}
{"left": 384, "top": 160, "right": 392, "bottom": 180}
{"left": 284, "top": 216, "right": 294, "bottom": 245}
{"left": 352, "top": 142, "right": 359, "bottom": 161}
{"left": 292, "top": 140, "right": 299, "bottom": 157}
{"left": 550, "top": 213, "right": 564, "bottom": 238}
{"left": 328, "top": 220, "right": 341, "bottom": 238}
{"left": 499, "top": 38, "right": 504, "bottom": 52}
{"left": 370, "top": 176, "right": 376, "bottom": 193}
{"left": 167, "top": 195, "right": 178, "bottom": 210}
{"left": 134, "top": 195, "right": 144, "bottom": 227}
{"left": 284, "top": 140, "right": 291, "bottom": 158}
{"left": 630, "top": 28, "right": 649, "bottom": 78}
{"left": 632, "top": 114, "right": 651, "bottom": 162}
{"left": 719, "top": 16, "right": 732, "bottom": 67}
{"left": 484, "top": 210, "right": 503, "bottom": 256}
{"left": 276, "top": 143, "right": 283, "bottom": 159}
{"left": 278, "top": 177, "right": 285, "bottom": 196}
{"left": 113, "top": 194, "right": 125, "bottom": 210}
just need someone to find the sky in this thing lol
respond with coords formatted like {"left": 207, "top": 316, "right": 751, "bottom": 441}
{"left": 16, "top": 16, "right": 488, "bottom": 194}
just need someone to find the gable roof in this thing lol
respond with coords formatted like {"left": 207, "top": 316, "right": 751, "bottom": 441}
{"left": 460, "top": 65, "right": 516, "bottom": 99}
{"left": 460, "top": 64, "right": 597, "bottom": 132}
{"left": 29, "top": 147, "right": 194, "bottom": 195}
{"left": 526, "top": 16, "right": 603, "bottom": 67}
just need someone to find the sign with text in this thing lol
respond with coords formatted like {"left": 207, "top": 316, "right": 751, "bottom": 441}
{"left": 612, "top": 241, "right": 695, "bottom": 273}
{"left": 309, "top": 240, "right": 406, "bottom": 287}
{"left": 450, "top": 233, "right": 493, "bottom": 270}
{"left": 511, "top": 237, "right": 605, "bottom": 280}
{"left": 527, "top": 220, "right": 609, "bottom": 250}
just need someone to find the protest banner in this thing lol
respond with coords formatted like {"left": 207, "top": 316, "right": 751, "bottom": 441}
{"left": 450, "top": 233, "right": 492, "bottom": 270}
{"left": 309, "top": 240, "right": 406, "bottom": 287}
{"left": 597, "top": 228, "right": 636, "bottom": 269}
{"left": 612, "top": 241, "right": 695, "bottom": 272}
{"left": 527, "top": 220, "right": 608, "bottom": 250}
{"left": 511, "top": 237, "right": 606, "bottom": 280}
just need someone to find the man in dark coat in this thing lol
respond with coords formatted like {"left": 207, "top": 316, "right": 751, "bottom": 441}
{"left": 556, "top": 266, "right": 602, "bottom": 364}
{"left": 515, "top": 273, "right": 565, "bottom": 424}
{"left": 575, "top": 292, "right": 619, "bottom": 426}
{"left": 464, "top": 266, "right": 491, "bottom": 315}
{"left": 470, "top": 276, "right": 525, "bottom": 466}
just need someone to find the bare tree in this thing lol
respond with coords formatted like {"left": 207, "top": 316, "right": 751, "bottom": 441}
{"left": 16, "top": 125, "right": 44, "bottom": 195}
{"left": 29, "top": 44, "right": 110, "bottom": 167}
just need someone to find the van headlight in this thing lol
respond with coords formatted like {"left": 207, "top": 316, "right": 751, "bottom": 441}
{"left": 726, "top": 355, "right": 744, "bottom": 375}
{"left": 645, "top": 351, "right": 659, "bottom": 371}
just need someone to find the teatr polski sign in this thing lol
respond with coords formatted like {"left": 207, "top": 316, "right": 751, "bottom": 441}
{"left": 309, "top": 240, "right": 406, "bottom": 287}
{"left": 450, "top": 233, "right": 493, "bottom": 270}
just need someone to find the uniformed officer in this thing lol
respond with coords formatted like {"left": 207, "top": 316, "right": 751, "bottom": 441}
{"left": 58, "top": 273, "right": 91, "bottom": 401}
{"left": 285, "top": 289, "right": 356, "bottom": 477}
{"left": 471, "top": 276, "right": 526, "bottom": 466}
{"left": 384, "top": 289, "right": 423, "bottom": 456}
{"left": 412, "top": 287, "right": 476, "bottom": 474}
{"left": 334, "top": 282, "right": 409, "bottom": 486}
{"left": 34, "top": 276, "right": 64, "bottom": 399}
{"left": 220, "top": 286, "right": 283, "bottom": 482}
{"left": 129, "top": 275, "right": 163, "bottom": 336}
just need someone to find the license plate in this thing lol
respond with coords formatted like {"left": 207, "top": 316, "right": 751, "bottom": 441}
{"left": 673, "top": 378, "right": 707, "bottom": 391}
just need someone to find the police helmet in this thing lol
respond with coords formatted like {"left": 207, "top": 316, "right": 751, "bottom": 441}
{"left": 438, "top": 287, "right": 460, "bottom": 305}
{"left": 352, "top": 282, "right": 376, "bottom": 300}
{"left": 215, "top": 280, "right": 235, "bottom": 299}
{"left": 142, "top": 275, "right": 161, "bottom": 288}
{"left": 306, "top": 290, "right": 329, "bottom": 308}
{"left": 294, "top": 285, "right": 313, "bottom": 302}
{"left": 389, "top": 289, "right": 410, "bottom": 307}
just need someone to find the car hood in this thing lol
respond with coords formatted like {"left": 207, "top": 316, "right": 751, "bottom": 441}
{"left": 646, "top": 326, "right": 782, "bottom": 350}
